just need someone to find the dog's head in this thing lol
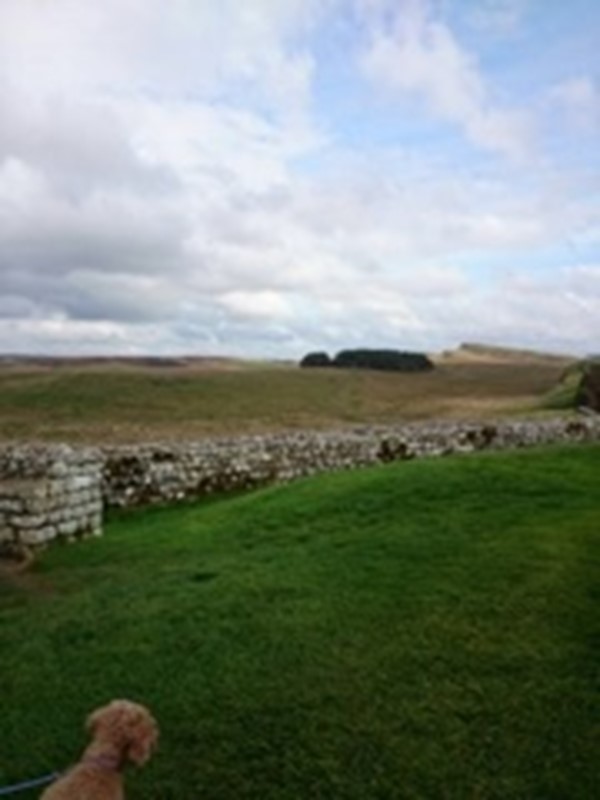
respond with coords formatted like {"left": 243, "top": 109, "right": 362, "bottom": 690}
{"left": 86, "top": 700, "right": 159, "bottom": 766}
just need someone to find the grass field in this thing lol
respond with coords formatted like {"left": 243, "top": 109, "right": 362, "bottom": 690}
{"left": 1, "top": 446, "right": 598, "bottom": 798}
{"left": 0, "top": 357, "right": 569, "bottom": 443}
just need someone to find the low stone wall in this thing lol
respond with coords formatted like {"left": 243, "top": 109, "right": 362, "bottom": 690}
{"left": 1, "top": 417, "right": 599, "bottom": 549}
{"left": 101, "top": 417, "right": 600, "bottom": 507}
{"left": 0, "top": 445, "right": 103, "bottom": 550}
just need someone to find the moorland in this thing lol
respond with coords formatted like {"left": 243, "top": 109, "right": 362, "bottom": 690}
{"left": 0, "top": 344, "right": 573, "bottom": 444}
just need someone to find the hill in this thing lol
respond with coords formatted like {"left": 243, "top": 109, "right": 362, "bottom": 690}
{"left": 0, "top": 356, "right": 571, "bottom": 443}
{"left": 0, "top": 355, "right": 275, "bottom": 371}
{"left": 435, "top": 342, "right": 573, "bottom": 365}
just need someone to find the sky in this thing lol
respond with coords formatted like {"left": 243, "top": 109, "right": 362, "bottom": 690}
{"left": 0, "top": 0, "right": 598, "bottom": 358}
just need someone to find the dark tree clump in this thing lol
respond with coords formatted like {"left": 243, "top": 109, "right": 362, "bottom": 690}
{"left": 332, "top": 349, "right": 434, "bottom": 372}
{"left": 299, "top": 348, "right": 434, "bottom": 372}
{"left": 300, "top": 351, "right": 332, "bottom": 368}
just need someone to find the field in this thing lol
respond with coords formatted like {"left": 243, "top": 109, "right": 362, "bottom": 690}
{"left": 0, "top": 352, "right": 570, "bottom": 443}
{"left": 1, "top": 446, "right": 598, "bottom": 799}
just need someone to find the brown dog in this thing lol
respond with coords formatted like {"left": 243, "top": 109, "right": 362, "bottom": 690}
{"left": 40, "top": 700, "right": 158, "bottom": 800}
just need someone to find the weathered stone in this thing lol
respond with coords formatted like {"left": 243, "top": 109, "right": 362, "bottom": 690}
{"left": 2, "top": 418, "right": 600, "bottom": 547}
{"left": 0, "top": 497, "right": 25, "bottom": 513}
{"left": 20, "top": 526, "right": 56, "bottom": 546}
{"left": 0, "top": 525, "right": 15, "bottom": 544}
{"left": 0, "top": 445, "right": 103, "bottom": 546}
{"left": 11, "top": 514, "right": 46, "bottom": 529}
{"left": 58, "top": 520, "right": 80, "bottom": 537}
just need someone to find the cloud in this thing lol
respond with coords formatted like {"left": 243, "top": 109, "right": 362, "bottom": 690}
{"left": 466, "top": 0, "right": 530, "bottom": 36}
{"left": 61, "top": 271, "right": 186, "bottom": 323}
{"left": 0, "top": 0, "right": 321, "bottom": 121}
{"left": 218, "top": 290, "right": 295, "bottom": 322}
{"left": 389, "top": 264, "right": 600, "bottom": 355}
{"left": 358, "top": 0, "right": 533, "bottom": 160}
{"left": 0, "top": 1, "right": 597, "bottom": 357}
{"left": 483, "top": 267, "right": 600, "bottom": 349}
{"left": 548, "top": 76, "right": 600, "bottom": 133}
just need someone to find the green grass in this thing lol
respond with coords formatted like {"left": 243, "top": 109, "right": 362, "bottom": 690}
{"left": 1, "top": 446, "right": 598, "bottom": 799}
{"left": 541, "top": 363, "right": 583, "bottom": 411}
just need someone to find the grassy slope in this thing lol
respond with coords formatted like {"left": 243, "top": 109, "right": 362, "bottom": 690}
{"left": 0, "top": 360, "right": 567, "bottom": 443}
{"left": 0, "top": 446, "right": 598, "bottom": 799}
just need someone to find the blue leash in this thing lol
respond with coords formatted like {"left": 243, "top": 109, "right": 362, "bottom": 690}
{"left": 0, "top": 773, "right": 61, "bottom": 796}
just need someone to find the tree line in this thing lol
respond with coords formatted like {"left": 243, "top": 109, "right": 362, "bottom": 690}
{"left": 300, "top": 349, "right": 434, "bottom": 372}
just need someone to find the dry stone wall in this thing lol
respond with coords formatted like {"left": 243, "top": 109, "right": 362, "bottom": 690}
{"left": 1, "top": 417, "right": 599, "bottom": 549}
{"left": 101, "top": 417, "right": 600, "bottom": 507}
{"left": 0, "top": 445, "right": 103, "bottom": 551}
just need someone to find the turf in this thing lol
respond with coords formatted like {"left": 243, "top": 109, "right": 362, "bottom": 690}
{"left": 0, "top": 446, "right": 598, "bottom": 799}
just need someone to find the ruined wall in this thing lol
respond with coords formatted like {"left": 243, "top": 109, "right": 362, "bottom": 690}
{"left": 101, "top": 417, "right": 600, "bottom": 507}
{"left": 0, "top": 445, "right": 103, "bottom": 550}
{"left": 1, "top": 416, "right": 599, "bottom": 549}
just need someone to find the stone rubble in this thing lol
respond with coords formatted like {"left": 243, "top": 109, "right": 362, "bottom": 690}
{"left": 1, "top": 416, "right": 599, "bottom": 549}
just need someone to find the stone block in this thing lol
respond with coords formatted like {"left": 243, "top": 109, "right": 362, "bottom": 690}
{"left": 58, "top": 520, "right": 80, "bottom": 537}
{"left": 70, "top": 475, "right": 97, "bottom": 491}
{"left": 10, "top": 514, "right": 47, "bottom": 529}
{"left": 0, "top": 525, "right": 15, "bottom": 544}
{"left": 0, "top": 497, "right": 24, "bottom": 514}
{"left": 19, "top": 526, "right": 56, "bottom": 546}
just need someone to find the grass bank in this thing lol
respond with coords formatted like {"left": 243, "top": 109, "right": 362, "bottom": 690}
{"left": 0, "top": 446, "right": 598, "bottom": 798}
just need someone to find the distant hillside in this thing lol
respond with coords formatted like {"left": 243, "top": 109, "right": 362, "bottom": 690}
{"left": 0, "top": 355, "right": 275, "bottom": 372}
{"left": 436, "top": 343, "right": 574, "bottom": 365}
{"left": 0, "top": 355, "right": 568, "bottom": 443}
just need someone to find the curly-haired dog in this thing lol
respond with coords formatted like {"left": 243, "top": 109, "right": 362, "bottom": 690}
{"left": 40, "top": 700, "right": 158, "bottom": 800}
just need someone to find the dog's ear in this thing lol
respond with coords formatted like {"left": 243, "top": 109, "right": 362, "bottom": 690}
{"left": 126, "top": 717, "right": 158, "bottom": 766}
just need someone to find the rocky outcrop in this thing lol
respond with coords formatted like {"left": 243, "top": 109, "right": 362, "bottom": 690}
{"left": 2, "top": 417, "right": 599, "bottom": 549}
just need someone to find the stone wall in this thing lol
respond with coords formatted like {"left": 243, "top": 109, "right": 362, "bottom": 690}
{"left": 101, "top": 417, "right": 600, "bottom": 507}
{"left": 1, "top": 416, "right": 599, "bottom": 550}
{"left": 0, "top": 445, "right": 103, "bottom": 551}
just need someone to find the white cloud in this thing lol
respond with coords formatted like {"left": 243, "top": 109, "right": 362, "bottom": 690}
{"left": 488, "top": 269, "right": 600, "bottom": 348}
{"left": 0, "top": 317, "right": 135, "bottom": 354}
{"left": 466, "top": 0, "right": 530, "bottom": 36}
{"left": 359, "top": 0, "right": 533, "bottom": 160}
{"left": 0, "top": 0, "right": 597, "bottom": 358}
{"left": 0, "top": 0, "right": 322, "bottom": 123}
{"left": 218, "top": 290, "right": 295, "bottom": 322}
{"left": 563, "top": 264, "right": 600, "bottom": 298}
{"left": 548, "top": 77, "right": 600, "bottom": 133}
{"left": 388, "top": 266, "right": 600, "bottom": 356}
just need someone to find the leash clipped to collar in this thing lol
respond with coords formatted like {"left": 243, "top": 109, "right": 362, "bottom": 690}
{"left": 0, "top": 772, "right": 61, "bottom": 796}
